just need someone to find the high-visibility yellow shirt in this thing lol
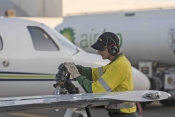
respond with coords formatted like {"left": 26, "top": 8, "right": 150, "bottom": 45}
{"left": 91, "top": 53, "right": 133, "bottom": 93}
{"left": 76, "top": 53, "right": 136, "bottom": 113}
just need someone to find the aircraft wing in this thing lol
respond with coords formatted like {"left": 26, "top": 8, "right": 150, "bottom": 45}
{"left": 0, "top": 90, "right": 170, "bottom": 113}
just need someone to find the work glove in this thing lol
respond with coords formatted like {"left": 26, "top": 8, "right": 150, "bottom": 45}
{"left": 64, "top": 62, "right": 81, "bottom": 78}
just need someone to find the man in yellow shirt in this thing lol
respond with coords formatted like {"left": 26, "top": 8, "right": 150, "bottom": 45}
{"left": 64, "top": 32, "right": 138, "bottom": 117}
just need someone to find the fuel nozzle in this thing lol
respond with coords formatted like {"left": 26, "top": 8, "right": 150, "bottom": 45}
{"left": 53, "top": 84, "right": 68, "bottom": 95}
{"left": 53, "top": 63, "right": 70, "bottom": 95}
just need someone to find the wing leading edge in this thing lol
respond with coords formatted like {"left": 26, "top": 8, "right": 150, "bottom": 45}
{"left": 0, "top": 90, "right": 171, "bottom": 113}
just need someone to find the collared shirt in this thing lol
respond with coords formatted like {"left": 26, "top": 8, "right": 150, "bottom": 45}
{"left": 76, "top": 53, "right": 136, "bottom": 113}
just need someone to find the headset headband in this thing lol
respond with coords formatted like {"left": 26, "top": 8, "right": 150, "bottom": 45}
{"left": 103, "top": 33, "right": 117, "bottom": 46}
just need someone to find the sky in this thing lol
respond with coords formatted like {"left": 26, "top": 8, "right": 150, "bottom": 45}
{"left": 63, "top": 0, "right": 175, "bottom": 16}
{"left": 1, "top": 0, "right": 175, "bottom": 17}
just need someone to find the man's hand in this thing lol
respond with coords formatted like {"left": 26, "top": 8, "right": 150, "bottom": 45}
{"left": 64, "top": 62, "right": 80, "bottom": 78}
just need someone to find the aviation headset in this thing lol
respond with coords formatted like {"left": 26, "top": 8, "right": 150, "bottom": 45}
{"left": 103, "top": 33, "right": 119, "bottom": 56}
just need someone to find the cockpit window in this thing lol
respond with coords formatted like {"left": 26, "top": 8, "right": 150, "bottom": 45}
{"left": 42, "top": 24, "right": 79, "bottom": 55}
{"left": 0, "top": 35, "right": 3, "bottom": 50}
{"left": 27, "top": 26, "right": 59, "bottom": 51}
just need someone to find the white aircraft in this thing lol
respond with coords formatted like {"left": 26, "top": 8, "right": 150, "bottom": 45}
{"left": 0, "top": 17, "right": 150, "bottom": 97}
{"left": 55, "top": 8, "right": 175, "bottom": 106}
{"left": 0, "top": 18, "right": 151, "bottom": 116}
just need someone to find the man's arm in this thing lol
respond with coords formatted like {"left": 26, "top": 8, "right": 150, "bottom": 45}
{"left": 76, "top": 76, "right": 93, "bottom": 93}
{"left": 64, "top": 63, "right": 93, "bottom": 93}
{"left": 64, "top": 63, "right": 108, "bottom": 93}
{"left": 76, "top": 65, "right": 92, "bottom": 81}
{"left": 77, "top": 65, "right": 124, "bottom": 93}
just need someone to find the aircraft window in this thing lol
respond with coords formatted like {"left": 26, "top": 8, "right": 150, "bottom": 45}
{"left": 0, "top": 36, "right": 3, "bottom": 50}
{"left": 27, "top": 26, "right": 59, "bottom": 51}
{"left": 42, "top": 24, "right": 79, "bottom": 55}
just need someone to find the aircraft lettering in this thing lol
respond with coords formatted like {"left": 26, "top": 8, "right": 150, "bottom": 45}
{"left": 80, "top": 34, "right": 88, "bottom": 48}
{"left": 80, "top": 32, "right": 100, "bottom": 49}
{"left": 59, "top": 27, "right": 122, "bottom": 49}
{"left": 79, "top": 30, "right": 122, "bottom": 49}
{"left": 117, "top": 33, "right": 122, "bottom": 47}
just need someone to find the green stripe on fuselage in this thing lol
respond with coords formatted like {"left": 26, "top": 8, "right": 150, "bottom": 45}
{"left": 0, "top": 74, "right": 55, "bottom": 79}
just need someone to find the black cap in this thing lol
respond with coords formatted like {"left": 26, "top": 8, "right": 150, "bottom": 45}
{"left": 91, "top": 32, "right": 119, "bottom": 50}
